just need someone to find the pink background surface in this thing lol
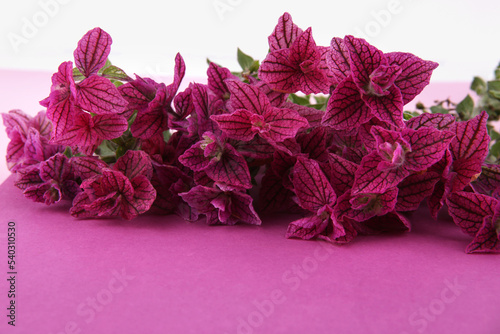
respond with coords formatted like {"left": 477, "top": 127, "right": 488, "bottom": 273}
{"left": 0, "top": 70, "right": 499, "bottom": 334}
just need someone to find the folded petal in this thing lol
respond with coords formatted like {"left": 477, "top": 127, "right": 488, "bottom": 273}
{"left": 286, "top": 215, "right": 329, "bottom": 240}
{"left": 446, "top": 191, "right": 496, "bottom": 236}
{"left": 113, "top": 150, "right": 153, "bottom": 180}
{"left": 466, "top": 216, "right": 500, "bottom": 253}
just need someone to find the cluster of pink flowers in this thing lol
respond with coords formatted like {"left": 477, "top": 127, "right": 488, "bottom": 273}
{"left": 3, "top": 13, "right": 499, "bottom": 253}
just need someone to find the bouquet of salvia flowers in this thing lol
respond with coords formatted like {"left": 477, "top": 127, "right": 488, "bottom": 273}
{"left": 3, "top": 13, "right": 499, "bottom": 253}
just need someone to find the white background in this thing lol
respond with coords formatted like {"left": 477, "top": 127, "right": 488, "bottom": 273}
{"left": 1, "top": 0, "right": 499, "bottom": 82}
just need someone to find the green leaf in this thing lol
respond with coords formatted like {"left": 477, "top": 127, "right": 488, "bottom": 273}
{"left": 98, "top": 58, "right": 112, "bottom": 74}
{"left": 249, "top": 59, "right": 260, "bottom": 73}
{"left": 72, "top": 67, "right": 85, "bottom": 82}
{"left": 495, "top": 62, "right": 500, "bottom": 80}
{"left": 430, "top": 105, "right": 449, "bottom": 114}
{"left": 487, "top": 80, "right": 500, "bottom": 99}
{"left": 487, "top": 125, "right": 500, "bottom": 140}
{"left": 289, "top": 94, "right": 310, "bottom": 106}
{"left": 403, "top": 110, "right": 420, "bottom": 120}
{"left": 455, "top": 95, "right": 474, "bottom": 120}
{"left": 489, "top": 140, "right": 500, "bottom": 159}
{"left": 63, "top": 146, "right": 73, "bottom": 158}
{"left": 470, "top": 76, "right": 487, "bottom": 95}
{"left": 163, "top": 130, "right": 171, "bottom": 143}
{"left": 237, "top": 48, "right": 254, "bottom": 71}
{"left": 102, "top": 65, "right": 132, "bottom": 82}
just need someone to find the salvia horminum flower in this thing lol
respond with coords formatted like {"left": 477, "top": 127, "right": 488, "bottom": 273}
{"left": 3, "top": 13, "right": 499, "bottom": 253}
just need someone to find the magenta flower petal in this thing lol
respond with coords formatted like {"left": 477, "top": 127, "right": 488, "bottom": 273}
{"left": 348, "top": 187, "right": 398, "bottom": 221}
{"left": 474, "top": 164, "right": 500, "bottom": 195}
{"left": 76, "top": 75, "right": 128, "bottom": 114}
{"left": 296, "top": 126, "right": 329, "bottom": 162}
{"left": 450, "top": 111, "right": 490, "bottom": 192}
{"left": 179, "top": 185, "right": 260, "bottom": 225}
{"left": 226, "top": 79, "right": 270, "bottom": 115}
{"left": 118, "top": 77, "right": 155, "bottom": 113}
{"left": 405, "top": 113, "right": 455, "bottom": 131}
{"left": 113, "top": 150, "right": 153, "bottom": 180}
{"left": 259, "top": 169, "right": 298, "bottom": 213}
{"left": 211, "top": 109, "right": 255, "bottom": 141}
{"left": 446, "top": 191, "right": 496, "bottom": 236}
{"left": 322, "top": 76, "right": 373, "bottom": 130}
{"left": 71, "top": 169, "right": 155, "bottom": 220}
{"left": 24, "top": 183, "right": 59, "bottom": 205}
{"left": 6, "top": 132, "right": 25, "bottom": 171}
{"left": 262, "top": 107, "right": 309, "bottom": 143}
{"left": 268, "top": 12, "right": 303, "bottom": 52}
{"left": 286, "top": 215, "right": 329, "bottom": 240}
{"left": 39, "top": 153, "right": 73, "bottom": 183}
{"left": 205, "top": 143, "right": 252, "bottom": 190}
{"left": 352, "top": 151, "right": 410, "bottom": 194}
{"left": 260, "top": 28, "right": 329, "bottom": 94}
{"left": 2, "top": 109, "right": 30, "bottom": 139}
{"left": 128, "top": 175, "right": 156, "bottom": 214}
{"left": 207, "top": 63, "right": 238, "bottom": 100}
{"left": 326, "top": 37, "right": 351, "bottom": 84}
{"left": 167, "top": 53, "right": 186, "bottom": 97}
{"left": 73, "top": 27, "right": 112, "bottom": 78}
{"left": 396, "top": 171, "right": 440, "bottom": 212}
{"left": 326, "top": 153, "right": 358, "bottom": 194}
{"left": 44, "top": 61, "right": 77, "bottom": 138}
{"left": 465, "top": 216, "right": 500, "bottom": 253}
{"left": 179, "top": 145, "right": 213, "bottom": 172}
{"left": 385, "top": 52, "right": 439, "bottom": 105}
{"left": 30, "top": 111, "right": 53, "bottom": 138}
{"left": 91, "top": 114, "right": 128, "bottom": 139}
{"left": 14, "top": 166, "right": 43, "bottom": 190}
{"left": 343, "top": 35, "right": 384, "bottom": 92}
{"left": 71, "top": 156, "right": 107, "bottom": 179}
{"left": 283, "top": 101, "right": 324, "bottom": 127}
{"left": 361, "top": 85, "right": 404, "bottom": 128}
{"left": 292, "top": 157, "right": 336, "bottom": 213}
{"left": 403, "top": 127, "right": 455, "bottom": 171}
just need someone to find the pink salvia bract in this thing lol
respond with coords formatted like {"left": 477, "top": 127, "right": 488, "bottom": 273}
{"left": 55, "top": 111, "right": 128, "bottom": 155}
{"left": 268, "top": 12, "right": 303, "bottom": 52}
{"left": 179, "top": 132, "right": 252, "bottom": 190}
{"left": 73, "top": 27, "right": 112, "bottom": 78}
{"left": 396, "top": 171, "right": 441, "bottom": 212}
{"left": 352, "top": 126, "right": 454, "bottom": 194}
{"left": 286, "top": 157, "right": 346, "bottom": 240}
{"left": 16, "top": 153, "right": 79, "bottom": 205}
{"left": 321, "top": 76, "right": 373, "bottom": 130}
{"left": 74, "top": 74, "right": 128, "bottom": 115}
{"left": 473, "top": 164, "right": 500, "bottom": 197}
{"left": 259, "top": 27, "right": 330, "bottom": 95}
{"left": 41, "top": 61, "right": 77, "bottom": 139}
{"left": 179, "top": 185, "right": 261, "bottom": 225}
{"left": 449, "top": 111, "right": 490, "bottom": 193}
{"left": 211, "top": 80, "right": 308, "bottom": 145}
{"left": 405, "top": 111, "right": 455, "bottom": 131}
{"left": 207, "top": 62, "right": 239, "bottom": 100}
{"left": 446, "top": 191, "right": 500, "bottom": 253}
{"left": 385, "top": 52, "right": 439, "bottom": 105}
{"left": 325, "top": 37, "right": 351, "bottom": 85}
